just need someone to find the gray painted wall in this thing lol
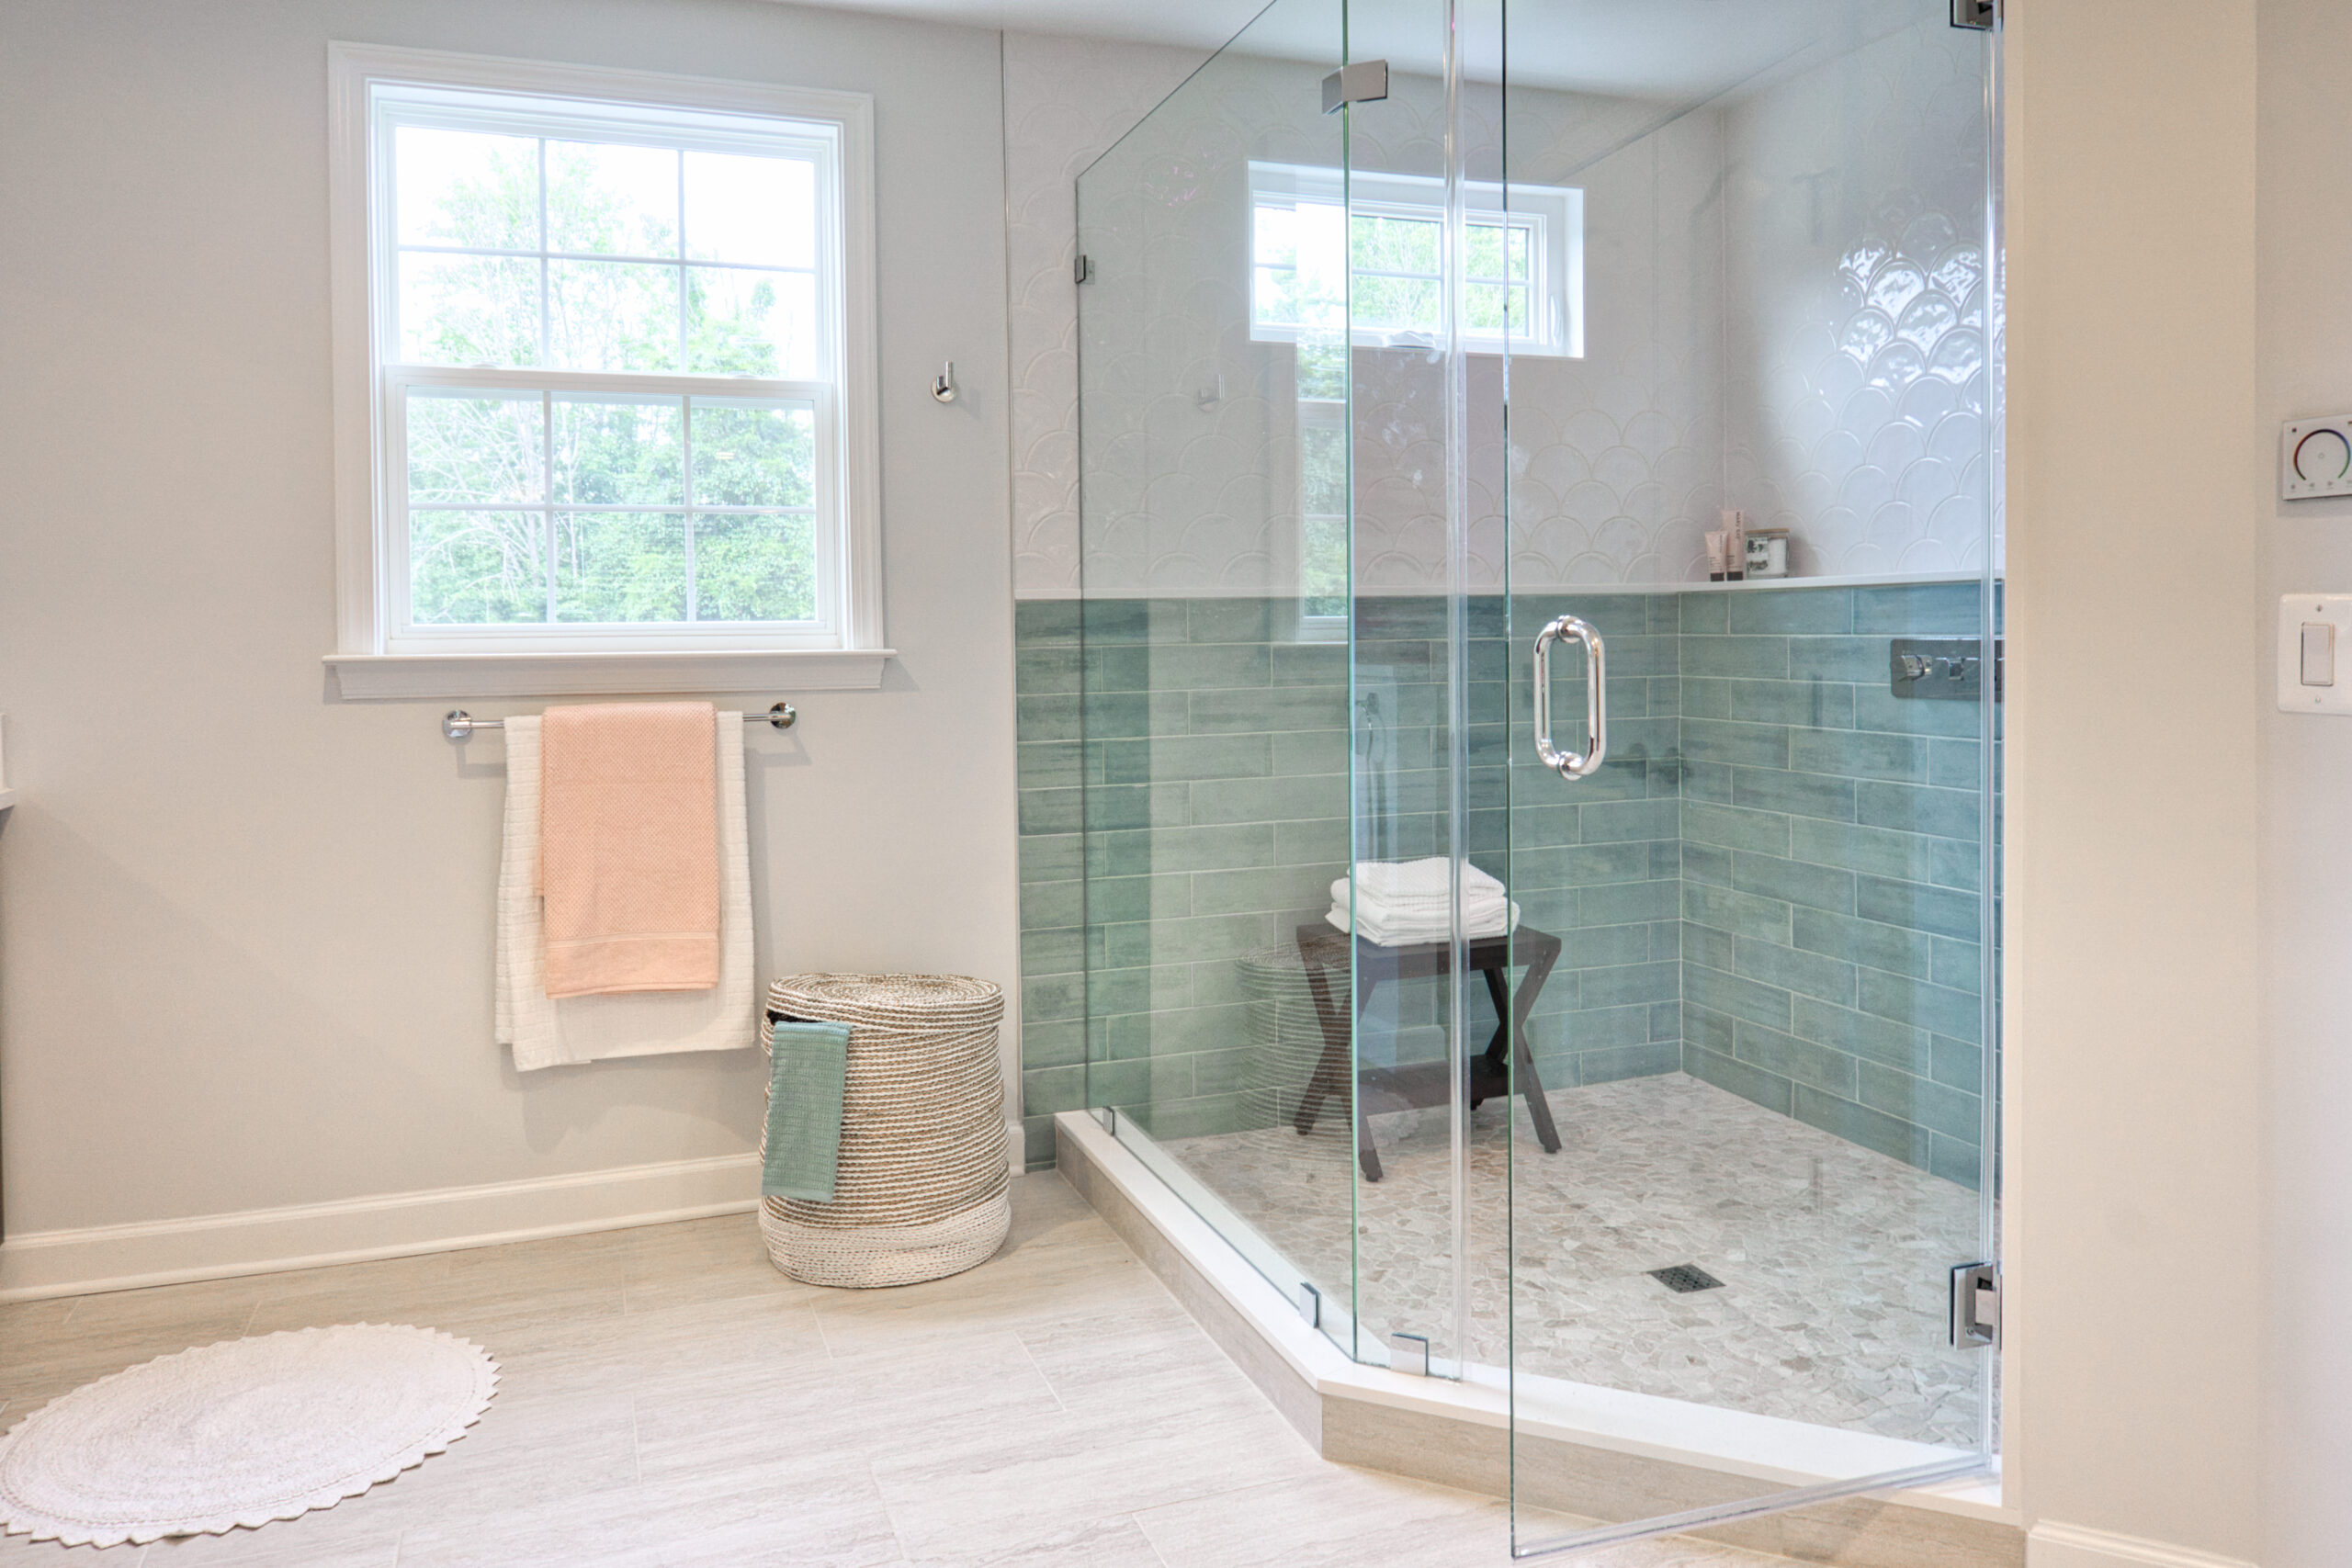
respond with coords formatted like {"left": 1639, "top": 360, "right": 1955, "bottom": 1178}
{"left": 0, "top": 0, "right": 1018, "bottom": 1234}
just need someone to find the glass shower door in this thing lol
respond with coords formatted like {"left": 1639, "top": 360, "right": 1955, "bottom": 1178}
{"left": 1073, "top": 0, "right": 1374, "bottom": 1358}
{"left": 1498, "top": 0, "right": 2003, "bottom": 1552}
{"left": 1072, "top": 0, "right": 1491, "bottom": 1378}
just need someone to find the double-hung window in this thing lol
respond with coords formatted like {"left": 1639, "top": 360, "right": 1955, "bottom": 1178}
{"left": 328, "top": 48, "right": 883, "bottom": 694}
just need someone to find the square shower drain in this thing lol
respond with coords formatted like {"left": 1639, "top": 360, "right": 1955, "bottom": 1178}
{"left": 1647, "top": 1264, "right": 1724, "bottom": 1294}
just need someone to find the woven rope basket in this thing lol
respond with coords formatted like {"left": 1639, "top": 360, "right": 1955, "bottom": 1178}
{"left": 759, "top": 972, "right": 1010, "bottom": 1289}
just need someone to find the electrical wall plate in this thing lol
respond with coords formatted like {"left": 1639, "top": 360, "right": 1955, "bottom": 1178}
{"left": 2281, "top": 418, "right": 2352, "bottom": 499}
{"left": 2277, "top": 595, "right": 2352, "bottom": 713}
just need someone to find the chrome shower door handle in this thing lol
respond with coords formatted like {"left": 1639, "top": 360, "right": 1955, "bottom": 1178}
{"left": 1532, "top": 615, "right": 1607, "bottom": 780}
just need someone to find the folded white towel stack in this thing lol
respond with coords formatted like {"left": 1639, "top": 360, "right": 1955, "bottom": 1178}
{"left": 1327, "top": 856, "right": 1519, "bottom": 946}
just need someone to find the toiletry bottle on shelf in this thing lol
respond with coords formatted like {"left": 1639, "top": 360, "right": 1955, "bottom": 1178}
{"left": 1706, "top": 530, "right": 1728, "bottom": 582}
{"left": 1721, "top": 510, "right": 1747, "bottom": 581}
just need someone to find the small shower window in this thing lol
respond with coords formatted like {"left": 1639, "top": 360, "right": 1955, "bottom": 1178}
{"left": 1247, "top": 163, "right": 1583, "bottom": 359}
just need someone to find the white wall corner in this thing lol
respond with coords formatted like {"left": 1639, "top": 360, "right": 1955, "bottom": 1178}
{"left": 2028, "top": 1522, "right": 2261, "bottom": 1568}
{"left": 0, "top": 1154, "right": 761, "bottom": 1302}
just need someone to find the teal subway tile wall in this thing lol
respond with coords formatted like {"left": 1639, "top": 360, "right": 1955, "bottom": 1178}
{"left": 1674, "top": 582, "right": 1995, "bottom": 1188}
{"left": 1012, "top": 583, "right": 1998, "bottom": 1185}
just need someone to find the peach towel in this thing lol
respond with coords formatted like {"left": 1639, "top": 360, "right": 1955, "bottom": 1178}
{"left": 539, "top": 701, "right": 719, "bottom": 998}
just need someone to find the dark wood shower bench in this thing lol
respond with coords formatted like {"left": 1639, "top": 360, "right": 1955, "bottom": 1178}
{"left": 1290, "top": 921, "right": 1565, "bottom": 1182}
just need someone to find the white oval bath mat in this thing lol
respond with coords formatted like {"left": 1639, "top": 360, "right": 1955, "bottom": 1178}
{"left": 0, "top": 1323, "right": 497, "bottom": 1547}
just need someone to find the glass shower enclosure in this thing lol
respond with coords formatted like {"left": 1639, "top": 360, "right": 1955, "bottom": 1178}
{"left": 1073, "top": 0, "right": 2001, "bottom": 1552}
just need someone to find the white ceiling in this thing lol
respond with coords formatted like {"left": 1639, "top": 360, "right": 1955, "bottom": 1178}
{"left": 761, "top": 0, "right": 1265, "bottom": 51}
{"left": 765, "top": 0, "right": 1934, "bottom": 99}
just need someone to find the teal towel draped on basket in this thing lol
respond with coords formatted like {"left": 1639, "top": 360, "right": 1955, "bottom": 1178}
{"left": 763, "top": 1021, "right": 851, "bottom": 1201}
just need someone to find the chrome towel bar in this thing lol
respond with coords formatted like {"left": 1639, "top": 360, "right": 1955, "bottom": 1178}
{"left": 443, "top": 702, "right": 797, "bottom": 741}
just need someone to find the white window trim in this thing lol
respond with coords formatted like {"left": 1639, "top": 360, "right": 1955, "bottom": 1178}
{"left": 1247, "top": 161, "right": 1585, "bottom": 360}
{"left": 324, "top": 43, "right": 889, "bottom": 697}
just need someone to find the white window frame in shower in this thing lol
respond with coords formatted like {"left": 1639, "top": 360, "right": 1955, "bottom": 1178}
{"left": 1246, "top": 161, "right": 1585, "bottom": 358}
{"left": 323, "top": 45, "right": 889, "bottom": 698}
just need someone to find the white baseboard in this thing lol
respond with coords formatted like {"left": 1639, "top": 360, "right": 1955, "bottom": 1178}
{"left": 0, "top": 1152, "right": 761, "bottom": 1302}
{"left": 2029, "top": 1522, "right": 2260, "bottom": 1568}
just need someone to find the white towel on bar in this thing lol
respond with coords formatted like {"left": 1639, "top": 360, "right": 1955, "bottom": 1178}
{"left": 495, "top": 713, "right": 756, "bottom": 1072}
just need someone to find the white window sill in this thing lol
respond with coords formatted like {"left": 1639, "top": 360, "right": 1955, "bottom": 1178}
{"left": 324, "top": 648, "right": 894, "bottom": 700}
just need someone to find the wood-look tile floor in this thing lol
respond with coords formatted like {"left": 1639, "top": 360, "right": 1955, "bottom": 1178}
{"left": 0, "top": 1175, "right": 1769, "bottom": 1567}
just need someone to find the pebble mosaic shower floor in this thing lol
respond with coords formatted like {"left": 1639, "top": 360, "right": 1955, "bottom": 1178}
{"left": 1165, "top": 1072, "right": 1993, "bottom": 1450}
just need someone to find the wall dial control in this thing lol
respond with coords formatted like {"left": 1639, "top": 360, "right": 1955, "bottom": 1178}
{"left": 2282, "top": 418, "right": 2352, "bottom": 499}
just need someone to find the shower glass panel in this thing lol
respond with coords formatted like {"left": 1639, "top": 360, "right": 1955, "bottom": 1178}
{"left": 1074, "top": 0, "right": 1372, "bottom": 1357}
{"left": 1071, "top": 0, "right": 2001, "bottom": 1550}
{"left": 1498, "top": 0, "right": 2001, "bottom": 1551}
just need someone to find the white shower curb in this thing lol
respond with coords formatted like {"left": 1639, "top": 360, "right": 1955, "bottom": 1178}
{"left": 1055, "top": 1109, "right": 2025, "bottom": 1568}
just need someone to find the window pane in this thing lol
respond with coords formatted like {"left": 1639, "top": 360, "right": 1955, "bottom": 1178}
{"left": 1295, "top": 334, "right": 1346, "bottom": 401}
{"left": 1291, "top": 201, "right": 1349, "bottom": 339}
{"left": 693, "top": 513, "right": 816, "bottom": 622}
{"left": 1254, "top": 265, "right": 1300, "bottom": 332}
{"left": 684, "top": 152, "right": 815, "bottom": 268}
{"left": 693, "top": 402, "right": 814, "bottom": 507}
{"left": 1254, "top": 203, "right": 1299, "bottom": 270}
{"left": 395, "top": 127, "right": 538, "bottom": 251}
{"left": 548, "top": 260, "right": 681, "bottom": 371}
{"left": 546, "top": 140, "right": 679, "bottom": 257}
{"left": 554, "top": 512, "right": 687, "bottom": 621}
{"left": 1353, "top": 274, "right": 1440, "bottom": 333}
{"left": 1466, "top": 280, "right": 1529, "bottom": 334}
{"left": 1301, "top": 512, "right": 1347, "bottom": 618}
{"left": 1464, "top": 222, "right": 1507, "bottom": 280}
{"left": 410, "top": 511, "right": 547, "bottom": 624}
{"left": 686, "top": 268, "right": 818, "bottom": 378}
{"left": 398, "top": 253, "right": 541, "bottom": 367}
{"left": 407, "top": 392, "right": 544, "bottom": 504}
{"left": 1351, "top": 213, "right": 1440, "bottom": 276}
{"left": 1299, "top": 417, "right": 1347, "bottom": 518}
{"left": 552, "top": 397, "right": 684, "bottom": 507}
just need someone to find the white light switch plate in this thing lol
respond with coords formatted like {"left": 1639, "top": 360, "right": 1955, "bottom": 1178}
{"left": 2278, "top": 595, "right": 2352, "bottom": 712}
{"left": 2283, "top": 419, "right": 2352, "bottom": 499}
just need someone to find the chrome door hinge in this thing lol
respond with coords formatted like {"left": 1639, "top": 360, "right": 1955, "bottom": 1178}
{"left": 1321, "top": 59, "right": 1389, "bottom": 114}
{"left": 1951, "top": 0, "right": 1996, "bottom": 28}
{"left": 1073, "top": 254, "right": 1094, "bottom": 285}
{"left": 1951, "top": 1261, "right": 2001, "bottom": 1348}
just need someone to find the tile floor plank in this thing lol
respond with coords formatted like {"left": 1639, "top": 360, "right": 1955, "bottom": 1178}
{"left": 0, "top": 1175, "right": 1767, "bottom": 1568}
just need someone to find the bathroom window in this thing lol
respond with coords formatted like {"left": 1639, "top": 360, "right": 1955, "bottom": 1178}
{"left": 1296, "top": 398, "right": 1348, "bottom": 620}
{"left": 1248, "top": 163, "right": 1583, "bottom": 361}
{"left": 327, "top": 48, "right": 884, "bottom": 693}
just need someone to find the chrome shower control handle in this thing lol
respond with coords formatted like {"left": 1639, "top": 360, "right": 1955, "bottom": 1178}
{"left": 1532, "top": 615, "right": 1607, "bottom": 780}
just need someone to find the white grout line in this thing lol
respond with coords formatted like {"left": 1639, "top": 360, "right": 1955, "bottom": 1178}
{"left": 1011, "top": 1332, "right": 1069, "bottom": 1415}
{"left": 811, "top": 1302, "right": 839, "bottom": 1361}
